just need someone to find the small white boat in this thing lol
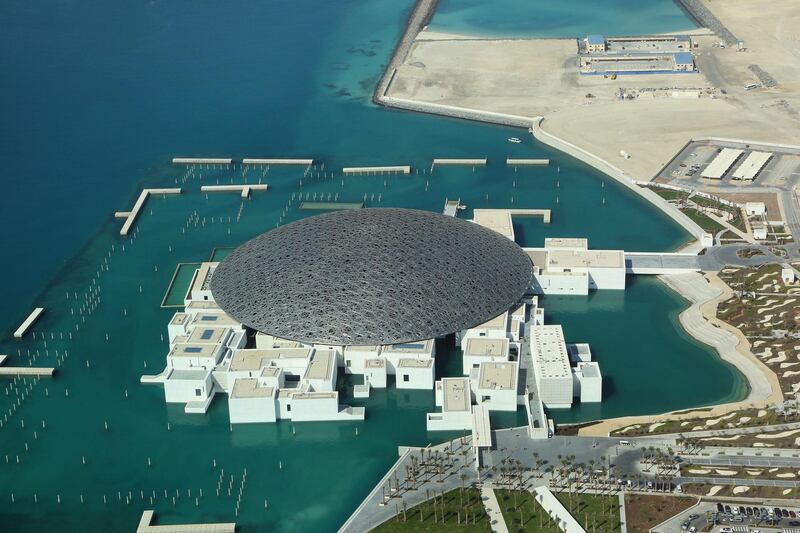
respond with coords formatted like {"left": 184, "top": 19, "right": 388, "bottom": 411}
{"left": 508, "top": 137, "right": 522, "bottom": 144}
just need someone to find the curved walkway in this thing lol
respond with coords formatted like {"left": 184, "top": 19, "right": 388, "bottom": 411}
{"left": 532, "top": 117, "right": 706, "bottom": 253}
{"left": 579, "top": 271, "right": 783, "bottom": 437}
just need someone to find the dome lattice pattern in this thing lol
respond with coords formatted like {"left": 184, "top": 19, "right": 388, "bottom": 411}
{"left": 211, "top": 208, "right": 533, "bottom": 345}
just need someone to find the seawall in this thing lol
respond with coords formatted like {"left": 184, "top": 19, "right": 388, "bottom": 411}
{"left": 373, "top": 0, "right": 440, "bottom": 105}
{"left": 531, "top": 117, "right": 706, "bottom": 252}
{"left": 674, "top": 0, "right": 738, "bottom": 45}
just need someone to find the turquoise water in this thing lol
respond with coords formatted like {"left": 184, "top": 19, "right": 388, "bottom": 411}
{"left": 0, "top": 0, "right": 743, "bottom": 531}
{"left": 430, "top": 0, "right": 698, "bottom": 38}
{"left": 161, "top": 263, "right": 202, "bottom": 308}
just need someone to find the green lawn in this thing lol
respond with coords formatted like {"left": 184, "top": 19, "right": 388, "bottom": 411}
{"left": 650, "top": 188, "right": 688, "bottom": 202}
{"left": 496, "top": 489, "right": 621, "bottom": 533}
{"left": 680, "top": 208, "right": 725, "bottom": 233}
{"left": 372, "top": 488, "right": 490, "bottom": 532}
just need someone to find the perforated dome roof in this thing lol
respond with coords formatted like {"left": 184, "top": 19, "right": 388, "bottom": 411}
{"left": 210, "top": 208, "right": 532, "bottom": 345}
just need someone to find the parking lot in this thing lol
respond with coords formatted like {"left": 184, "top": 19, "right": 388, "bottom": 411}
{"left": 654, "top": 140, "right": 800, "bottom": 189}
{"left": 657, "top": 501, "right": 800, "bottom": 533}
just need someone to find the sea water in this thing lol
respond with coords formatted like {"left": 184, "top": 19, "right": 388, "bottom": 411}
{"left": 430, "top": 0, "right": 698, "bottom": 38}
{"left": 0, "top": 1, "right": 742, "bottom": 531}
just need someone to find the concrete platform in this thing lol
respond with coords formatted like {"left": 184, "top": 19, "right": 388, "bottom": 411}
{"left": 136, "top": 510, "right": 235, "bottom": 533}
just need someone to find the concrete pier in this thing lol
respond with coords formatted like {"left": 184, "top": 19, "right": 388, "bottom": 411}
{"left": 0, "top": 355, "right": 55, "bottom": 377}
{"left": 432, "top": 158, "right": 487, "bottom": 166}
{"left": 119, "top": 188, "right": 182, "bottom": 236}
{"left": 508, "top": 208, "right": 552, "bottom": 224}
{"left": 443, "top": 198, "right": 462, "bottom": 217}
{"left": 13, "top": 308, "right": 44, "bottom": 339}
{"left": 373, "top": 0, "right": 440, "bottom": 104}
{"left": 242, "top": 158, "right": 313, "bottom": 165}
{"left": 171, "top": 158, "right": 232, "bottom": 165}
{"left": 506, "top": 158, "right": 550, "bottom": 166}
{"left": 200, "top": 184, "right": 269, "bottom": 198}
{"left": 342, "top": 165, "right": 411, "bottom": 175}
{"left": 136, "top": 511, "right": 236, "bottom": 533}
{"left": 300, "top": 201, "right": 364, "bottom": 211}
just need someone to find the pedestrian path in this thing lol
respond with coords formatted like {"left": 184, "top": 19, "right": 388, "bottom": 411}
{"left": 481, "top": 483, "right": 510, "bottom": 533}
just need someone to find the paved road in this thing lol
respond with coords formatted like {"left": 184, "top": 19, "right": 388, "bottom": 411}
{"left": 662, "top": 421, "right": 800, "bottom": 439}
{"left": 699, "top": 243, "right": 792, "bottom": 270}
{"left": 678, "top": 476, "right": 800, "bottom": 488}
{"left": 687, "top": 456, "right": 800, "bottom": 468}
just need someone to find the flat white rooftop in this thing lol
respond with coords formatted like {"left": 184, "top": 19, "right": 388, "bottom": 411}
{"left": 190, "top": 262, "right": 218, "bottom": 297}
{"left": 231, "top": 378, "right": 274, "bottom": 399}
{"left": 365, "top": 358, "right": 385, "bottom": 368}
{"left": 464, "top": 338, "right": 509, "bottom": 358}
{"left": 398, "top": 358, "right": 433, "bottom": 368}
{"left": 229, "top": 348, "right": 311, "bottom": 371}
{"left": 531, "top": 325, "right": 571, "bottom": 379}
{"left": 475, "top": 311, "right": 508, "bottom": 332}
{"left": 190, "top": 311, "right": 240, "bottom": 328}
{"left": 186, "top": 326, "right": 228, "bottom": 345}
{"left": 478, "top": 362, "right": 518, "bottom": 390}
{"left": 472, "top": 209, "right": 515, "bottom": 241}
{"left": 547, "top": 249, "right": 624, "bottom": 269}
{"left": 303, "top": 350, "right": 334, "bottom": 380}
{"left": 544, "top": 237, "right": 588, "bottom": 250}
{"left": 702, "top": 148, "right": 743, "bottom": 179}
{"left": 343, "top": 345, "right": 381, "bottom": 355}
{"left": 170, "top": 343, "right": 218, "bottom": 358}
{"left": 382, "top": 339, "right": 434, "bottom": 356}
{"left": 293, "top": 391, "right": 337, "bottom": 400}
{"left": 443, "top": 378, "right": 471, "bottom": 412}
{"left": 732, "top": 151, "right": 772, "bottom": 180}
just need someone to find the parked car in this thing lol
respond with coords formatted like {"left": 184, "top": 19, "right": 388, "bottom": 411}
{"left": 746, "top": 507, "right": 753, "bottom": 516}
{"left": 781, "top": 509, "right": 789, "bottom": 518}
{"left": 716, "top": 503, "right": 724, "bottom": 513}
{"left": 725, "top": 505, "right": 732, "bottom": 514}
{"left": 720, "top": 528, "right": 733, "bottom": 533}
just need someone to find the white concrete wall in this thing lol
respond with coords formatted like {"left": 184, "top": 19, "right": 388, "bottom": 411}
{"left": 533, "top": 272, "right": 589, "bottom": 295}
{"left": 229, "top": 396, "right": 277, "bottom": 424}
{"left": 290, "top": 395, "right": 341, "bottom": 421}
{"left": 474, "top": 387, "right": 517, "bottom": 411}
{"left": 164, "top": 372, "right": 212, "bottom": 404}
{"left": 364, "top": 363, "right": 387, "bottom": 388}
{"left": 587, "top": 267, "right": 626, "bottom": 290}
{"left": 396, "top": 365, "right": 434, "bottom": 389}
{"left": 538, "top": 376, "right": 573, "bottom": 409}
{"left": 426, "top": 410, "right": 472, "bottom": 431}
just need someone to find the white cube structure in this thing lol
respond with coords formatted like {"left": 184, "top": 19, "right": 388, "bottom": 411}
{"left": 363, "top": 358, "right": 387, "bottom": 388}
{"left": 302, "top": 350, "right": 337, "bottom": 392}
{"left": 462, "top": 337, "right": 509, "bottom": 375}
{"left": 474, "top": 361, "right": 519, "bottom": 411}
{"left": 427, "top": 378, "right": 473, "bottom": 431}
{"left": 228, "top": 378, "right": 277, "bottom": 423}
{"left": 342, "top": 345, "right": 381, "bottom": 374}
{"left": 163, "top": 368, "right": 213, "bottom": 404}
{"left": 396, "top": 359, "right": 434, "bottom": 389}
{"left": 572, "top": 362, "right": 602, "bottom": 403}
{"left": 531, "top": 325, "right": 573, "bottom": 409}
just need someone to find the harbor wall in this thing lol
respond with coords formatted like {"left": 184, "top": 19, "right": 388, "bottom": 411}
{"left": 531, "top": 118, "right": 706, "bottom": 251}
{"left": 373, "top": 0, "right": 440, "bottom": 105}
{"left": 674, "top": 0, "right": 738, "bottom": 45}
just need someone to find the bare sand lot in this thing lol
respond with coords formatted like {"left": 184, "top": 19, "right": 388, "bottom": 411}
{"left": 388, "top": 36, "right": 715, "bottom": 121}
{"left": 386, "top": 0, "right": 800, "bottom": 183}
